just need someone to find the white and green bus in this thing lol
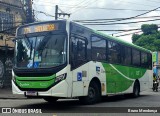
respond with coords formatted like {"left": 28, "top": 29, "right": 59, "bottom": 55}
{"left": 12, "top": 20, "right": 153, "bottom": 104}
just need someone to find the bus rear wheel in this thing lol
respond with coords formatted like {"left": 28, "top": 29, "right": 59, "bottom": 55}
{"left": 132, "top": 81, "right": 140, "bottom": 98}
{"left": 79, "top": 81, "right": 101, "bottom": 105}
{"left": 43, "top": 97, "right": 58, "bottom": 103}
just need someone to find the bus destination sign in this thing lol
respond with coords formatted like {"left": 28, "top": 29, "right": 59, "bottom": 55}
{"left": 20, "top": 23, "right": 58, "bottom": 34}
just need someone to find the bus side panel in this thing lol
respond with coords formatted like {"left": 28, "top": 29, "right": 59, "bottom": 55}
{"left": 101, "top": 63, "right": 151, "bottom": 95}
{"left": 56, "top": 65, "right": 73, "bottom": 97}
{"left": 72, "top": 61, "right": 107, "bottom": 97}
{"left": 139, "top": 70, "right": 153, "bottom": 91}
{"left": 102, "top": 63, "right": 134, "bottom": 95}
{"left": 88, "top": 61, "right": 107, "bottom": 95}
{"left": 72, "top": 63, "right": 89, "bottom": 97}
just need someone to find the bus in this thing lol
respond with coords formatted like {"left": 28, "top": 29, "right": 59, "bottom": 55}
{"left": 12, "top": 20, "right": 153, "bottom": 104}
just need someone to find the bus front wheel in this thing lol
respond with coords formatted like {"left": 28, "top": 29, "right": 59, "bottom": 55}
{"left": 43, "top": 97, "right": 58, "bottom": 103}
{"left": 79, "top": 81, "right": 101, "bottom": 105}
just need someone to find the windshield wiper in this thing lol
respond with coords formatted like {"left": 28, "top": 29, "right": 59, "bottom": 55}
{"left": 36, "top": 32, "right": 52, "bottom": 51}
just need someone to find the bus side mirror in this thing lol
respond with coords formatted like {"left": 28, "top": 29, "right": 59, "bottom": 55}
{"left": 77, "top": 41, "right": 83, "bottom": 51}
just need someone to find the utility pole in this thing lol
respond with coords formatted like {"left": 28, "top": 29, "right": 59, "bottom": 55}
{"left": 55, "top": 5, "right": 70, "bottom": 20}
{"left": 55, "top": 5, "right": 58, "bottom": 20}
{"left": 22, "top": 0, "right": 34, "bottom": 23}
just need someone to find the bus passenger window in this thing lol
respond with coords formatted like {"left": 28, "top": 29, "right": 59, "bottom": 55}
{"left": 108, "top": 41, "right": 121, "bottom": 64}
{"left": 91, "top": 36, "right": 106, "bottom": 61}
{"left": 132, "top": 49, "right": 140, "bottom": 67}
{"left": 121, "top": 46, "right": 131, "bottom": 65}
{"left": 71, "top": 36, "right": 87, "bottom": 68}
{"left": 141, "top": 52, "right": 148, "bottom": 68}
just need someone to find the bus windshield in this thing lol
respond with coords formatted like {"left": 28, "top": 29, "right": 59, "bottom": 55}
{"left": 15, "top": 33, "right": 67, "bottom": 68}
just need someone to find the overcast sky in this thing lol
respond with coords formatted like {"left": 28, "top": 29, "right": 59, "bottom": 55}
{"left": 33, "top": 0, "right": 160, "bottom": 43}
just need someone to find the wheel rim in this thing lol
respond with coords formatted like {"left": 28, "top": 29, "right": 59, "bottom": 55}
{"left": 88, "top": 87, "right": 96, "bottom": 100}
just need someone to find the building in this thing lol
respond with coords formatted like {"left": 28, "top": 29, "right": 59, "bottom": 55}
{"left": 0, "top": 0, "right": 26, "bottom": 47}
{"left": 0, "top": 0, "right": 26, "bottom": 87}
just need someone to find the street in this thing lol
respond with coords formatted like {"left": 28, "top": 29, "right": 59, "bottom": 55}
{"left": 0, "top": 89, "right": 160, "bottom": 116}
{"left": 1, "top": 90, "right": 160, "bottom": 107}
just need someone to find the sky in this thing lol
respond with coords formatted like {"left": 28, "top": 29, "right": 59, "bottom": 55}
{"left": 33, "top": 0, "right": 160, "bottom": 43}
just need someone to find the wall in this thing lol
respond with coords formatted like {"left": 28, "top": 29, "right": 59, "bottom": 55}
{"left": 0, "top": 0, "right": 26, "bottom": 87}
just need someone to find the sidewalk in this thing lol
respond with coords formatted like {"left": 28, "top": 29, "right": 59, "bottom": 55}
{"left": 0, "top": 87, "right": 26, "bottom": 99}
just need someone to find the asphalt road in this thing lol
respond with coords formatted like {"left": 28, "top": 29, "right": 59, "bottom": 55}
{"left": 0, "top": 89, "right": 160, "bottom": 116}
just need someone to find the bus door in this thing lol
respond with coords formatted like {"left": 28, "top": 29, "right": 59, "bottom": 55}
{"left": 70, "top": 36, "right": 88, "bottom": 97}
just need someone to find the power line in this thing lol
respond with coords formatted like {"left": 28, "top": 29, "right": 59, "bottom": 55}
{"left": 111, "top": 25, "right": 160, "bottom": 37}
{"left": 67, "top": 0, "right": 88, "bottom": 13}
{"left": 33, "top": 1, "right": 69, "bottom": 6}
{"left": 75, "top": 16, "right": 160, "bottom": 23}
{"left": 115, "top": 0, "right": 157, "bottom": 7}
{"left": 84, "top": 18, "right": 160, "bottom": 25}
{"left": 34, "top": 0, "right": 158, "bottom": 8}
{"left": 75, "top": 6, "right": 160, "bottom": 23}
{"left": 74, "top": 15, "right": 160, "bottom": 22}
{"left": 108, "top": 31, "right": 127, "bottom": 35}
{"left": 108, "top": 30, "right": 140, "bottom": 36}
{"left": 72, "top": 7, "right": 160, "bottom": 11}
{"left": 97, "top": 28, "right": 141, "bottom": 32}
{"left": 34, "top": 10, "right": 65, "bottom": 20}
{"left": 70, "top": 0, "right": 92, "bottom": 14}
{"left": 71, "top": 0, "right": 98, "bottom": 15}
{"left": 34, "top": 10, "right": 55, "bottom": 17}
{"left": 115, "top": 31, "right": 142, "bottom": 37}
{"left": 33, "top": 4, "right": 160, "bottom": 12}
{"left": 145, "top": 0, "right": 160, "bottom": 3}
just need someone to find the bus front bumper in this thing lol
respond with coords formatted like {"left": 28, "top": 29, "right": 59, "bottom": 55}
{"left": 12, "top": 80, "right": 68, "bottom": 97}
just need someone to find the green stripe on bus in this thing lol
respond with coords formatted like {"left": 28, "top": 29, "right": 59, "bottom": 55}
{"left": 112, "top": 64, "right": 146, "bottom": 79}
{"left": 15, "top": 74, "right": 56, "bottom": 88}
{"left": 102, "top": 63, "right": 146, "bottom": 93}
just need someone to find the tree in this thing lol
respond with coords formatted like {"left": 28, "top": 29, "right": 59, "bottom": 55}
{"left": 132, "top": 24, "right": 160, "bottom": 51}
{"left": 141, "top": 24, "right": 158, "bottom": 35}
{"left": 135, "top": 35, "right": 158, "bottom": 51}
{"left": 132, "top": 34, "right": 140, "bottom": 43}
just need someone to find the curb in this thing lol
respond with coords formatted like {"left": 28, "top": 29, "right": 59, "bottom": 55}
{"left": 0, "top": 97, "right": 26, "bottom": 99}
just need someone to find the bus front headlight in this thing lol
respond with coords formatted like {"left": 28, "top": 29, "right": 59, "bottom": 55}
{"left": 55, "top": 73, "right": 67, "bottom": 83}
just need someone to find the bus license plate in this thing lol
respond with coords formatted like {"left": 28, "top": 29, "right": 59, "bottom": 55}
{"left": 26, "top": 91, "right": 38, "bottom": 96}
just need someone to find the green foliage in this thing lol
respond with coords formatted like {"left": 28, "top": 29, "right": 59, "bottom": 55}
{"left": 135, "top": 35, "right": 157, "bottom": 51}
{"left": 132, "top": 34, "right": 140, "bottom": 43}
{"left": 141, "top": 24, "right": 158, "bottom": 35}
{"left": 132, "top": 24, "right": 160, "bottom": 51}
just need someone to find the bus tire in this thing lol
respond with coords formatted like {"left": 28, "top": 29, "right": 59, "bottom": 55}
{"left": 132, "top": 81, "right": 140, "bottom": 98}
{"left": 79, "top": 81, "right": 101, "bottom": 105}
{"left": 43, "top": 97, "right": 58, "bottom": 103}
